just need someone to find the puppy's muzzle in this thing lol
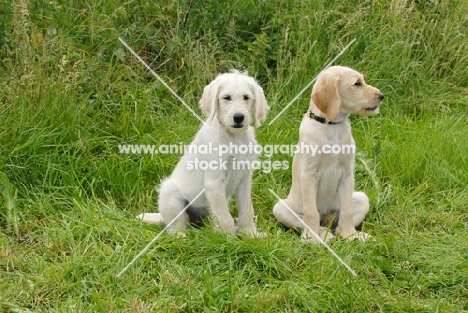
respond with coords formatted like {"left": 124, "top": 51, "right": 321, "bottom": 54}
{"left": 365, "top": 93, "right": 385, "bottom": 111}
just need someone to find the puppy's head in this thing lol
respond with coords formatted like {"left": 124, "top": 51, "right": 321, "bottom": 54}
{"left": 311, "top": 66, "right": 384, "bottom": 121}
{"left": 199, "top": 70, "right": 269, "bottom": 133}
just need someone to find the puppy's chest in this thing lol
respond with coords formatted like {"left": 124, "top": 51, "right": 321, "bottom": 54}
{"left": 222, "top": 143, "right": 258, "bottom": 190}
{"left": 222, "top": 146, "right": 258, "bottom": 173}
{"left": 315, "top": 167, "right": 350, "bottom": 214}
{"left": 219, "top": 134, "right": 260, "bottom": 166}
{"left": 317, "top": 166, "right": 348, "bottom": 186}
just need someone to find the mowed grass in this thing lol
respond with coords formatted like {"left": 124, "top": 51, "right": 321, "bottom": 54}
{"left": 1, "top": 0, "right": 468, "bottom": 311}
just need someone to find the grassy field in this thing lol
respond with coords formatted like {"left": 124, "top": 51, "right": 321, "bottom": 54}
{"left": 1, "top": 0, "right": 468, "bottom": 311}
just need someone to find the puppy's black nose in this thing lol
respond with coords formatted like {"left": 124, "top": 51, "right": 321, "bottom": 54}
{"left": 379, "top": 93, "right": 384, "bottom": 101}
{"left": 233, "top": 113, "right": 244, "bottom": 124}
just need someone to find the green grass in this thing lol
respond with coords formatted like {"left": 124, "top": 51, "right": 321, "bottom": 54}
{"left": 1, "top": 0, "right": 468, "bottom": 311}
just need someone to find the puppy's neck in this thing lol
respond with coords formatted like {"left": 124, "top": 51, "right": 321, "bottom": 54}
{"left": 308, "top": 104, "right": 348, "bottom": 125}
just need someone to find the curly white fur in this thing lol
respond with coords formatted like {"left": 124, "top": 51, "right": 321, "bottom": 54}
{"left": 138, "top": 70, "right": 268, "bottom": 237}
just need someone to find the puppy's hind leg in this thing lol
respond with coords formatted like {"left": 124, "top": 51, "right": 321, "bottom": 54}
{"left": 273, "top": 200, "right": 334, "bottom": 242}
{"left": 273, "top": 200, "right": 304, "bottom": 229}
{"left": 352, "top": 191, "right": 370, "bottom": 227}
{"left": 346, "top": 191, "right": 371, "bottom": 241}
{"left": 157, "top": 179, "right": 190, "bottom": 236}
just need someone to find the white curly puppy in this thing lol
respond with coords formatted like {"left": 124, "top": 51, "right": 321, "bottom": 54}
{"left": 139, "top": 70, "right": 268, "bottom": 237}
{"left": 273, "top": 66, "right": 384, "bottom": 243}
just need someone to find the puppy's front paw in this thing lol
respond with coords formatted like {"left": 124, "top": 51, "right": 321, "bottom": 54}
{"left": 166, "top": 228, "right": 187, "bottom": 237}
{"left": 237, "top": 224, "right": 267, "bottom": 239}
{"left": 345, "top": 231, "right": 371, "bottom": 242}
{"left": 253, "top": 231, "right": 268, "bottom": 239}
{"left": 214, "top": 223, "right": 238, "bottom": 236}
{"left": 238, "top": 229, "right": 267, "bottom": 239}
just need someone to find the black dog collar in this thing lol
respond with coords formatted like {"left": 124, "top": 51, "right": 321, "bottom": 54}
{"left": 308, "top": 111, "right": 343, "bottom": 125}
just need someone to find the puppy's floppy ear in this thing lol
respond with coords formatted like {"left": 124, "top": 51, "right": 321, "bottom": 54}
{"left": 250, "top": 78, "right": 269, "bottom": 127}
{"left": 311, "top": 71, "right": 341, "bottom": 121}
{"left": 199, "top": 77, "right": 221, "bottom": 122}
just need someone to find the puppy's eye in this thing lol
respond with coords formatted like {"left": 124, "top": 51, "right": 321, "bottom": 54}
{"left": 223, "top": 95, "right": 232, "bottom": 101}
{"left": 243, "top": 95, "right": 249, "bottom": 100}
{"left": 354, "top": 81, "right": 362, "bottom": 86}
